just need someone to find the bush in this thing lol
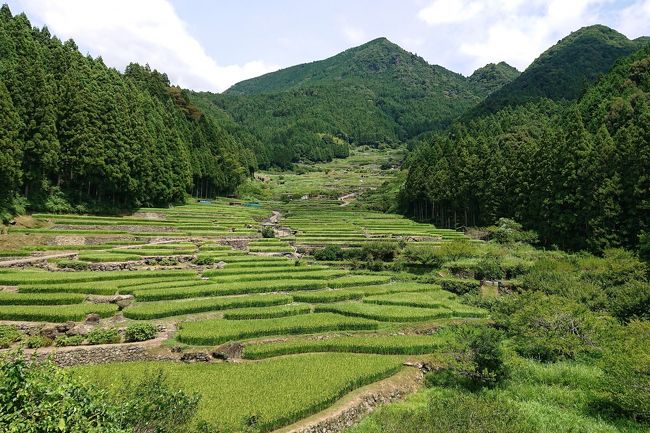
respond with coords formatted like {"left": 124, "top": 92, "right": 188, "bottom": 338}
{"left": 475, "top": 257, "right": 505, "bottom": 280}
{"left": 500, "top": 292, "right": 606, "bottom": 362}
{"left": 54, "top": 334, "right": 85, "bottom": 347}
{"left": 116, "top": 370, "right": 201, "bottom": 433}
{"left": 124, "top": 323, "right": 157, "bottom": 342}
{"left": 402, "top": 240, "right": 477, "bottom": 268}
{"left": 488, "top": 218, "right": 538, "bottom": 244}
{"left": 313, "top": 245, "right": 345, "bottom": 261}
{"left": 87, "top": 327, "right": 121, "bottom": 345}
{"left": 261, "top": 226, "right": 275, "bottom": 238}
{"left": 601, "top": 320, "right": 650, "bottom": 420}
{"left": 25, "top": 335, "right": 53, "bottom": 349}
{"left": 435, "top": 325, "right": 508, "bottom": 388}
{"left": 360, "top": 241, "right": 399, "bottom": 262}
{"left": 57, "top": 259, "right": 90, "bottom": 271}
{"left": 608, "top": 280, "right": 650, "bottom": 322}
{"left": 193, "top": 255, "right": 216, "bottom": 266}
{"left": 0, "top": 325, "right": 21, "bottom": 348}
{"left": 0, "top": 353, "right": 127, "bottom": 432}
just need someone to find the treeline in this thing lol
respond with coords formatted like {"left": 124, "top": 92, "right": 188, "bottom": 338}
{"left": 400, "top": 45, "right": 650, "bottom": 251}
{"left": 0, "top": 5, "right": 254, "bottom": 218}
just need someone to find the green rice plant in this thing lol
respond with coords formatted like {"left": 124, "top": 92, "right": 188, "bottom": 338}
{"left": 123, "top": 294, "right": 293, "bottom": 319}
{"left": 177, "top": 313, "right": 379, "bottom": 345}
{"left": 243, "top": 334, "right": 450, "bottom": 359}
{"left": 363, "top": 290, "right": 456, "bottom": 309}
{"left": 0, "top": 303, "right": 118, "bottom": 322}
{"left": 315, "top": 302, "right": 454, "bottom": 322}
{"left": 206, "top": 269, "right": 348, "bottom": 283}
{"left": 0, "top": 292, "right": 86, "bottom": 305}
{"left": 248, "top": 246, "right": 294, "bottom": 253}
{"left": 135, "top": 275, "right": 389, "bottom": 301}
{"left": 205, "top": 265, "right": 329, "bottom": 276}
{"left": 223, "top": 303, "right": 311, "bottom": 320}
{"left": 74, "top": 353, "right": 402, "bottom": 432}
{"left": 0, "top": 270, "right": 195, "bottom": 286}
{"left": 292, "top": 282, "right": 435, "bottom": 303}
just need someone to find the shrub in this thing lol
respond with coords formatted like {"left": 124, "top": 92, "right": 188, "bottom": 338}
{"left": 500, "top": 292, "right": 606, "bottom": 362}
{"left": 116, "top": 370, "right": 201, "bottom": 433}
{"left": 0, "top": 354, "right": 126, "bottom": 432}
{"left": 87, "top": 328, "right": 121, "bottom": 345}
{"left": 261, "top": 226, "right": 275, "bottom": 238}
{"left": 57, "top": 259, "right": 90, "bottom": 270}
{"left": 475, "top": 257, "right": 505, "bottom": 281}
{"left": 432, "top": 277, "right": 480, "bottom": 295}
{"left": 124, "top": 323, "right": 157, "bottom": 342}
{"left": 488, "top": 218, "right": 538, "bottom": 244}
{"left": 0, "top": 325, "right": 21, "bottom": 348}
{"left": 360, "top": 241, "right": 399, "bottom": 262}
{"left": 54, "top": 334, "right": 85, "bottom": 347}
{"left": 313, "top": 245, "right": 345, "bottom": 261}
{"left": 193, "top": 255, "right": 216, "bottom": 266}
{"left": 438, "top": 325, "right": 508, "bottom": 388}
{"left": 25, "top": 335, "right": 53, "bottom": 349}
{"left": 601, "top": 320, "right": 650, "bottom": 421}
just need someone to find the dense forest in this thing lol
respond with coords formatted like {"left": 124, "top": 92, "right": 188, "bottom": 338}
{"left": 0, "top": 5, "right": 255, "bottom": 219}
{"left": 401, "top": 43, "right": 650, "bottom": 251}
{"left": 193, "top": 38, "right": 517, "bottom": 168}
{"left": 469, "top": 25, "right": 649, "bottom": 117}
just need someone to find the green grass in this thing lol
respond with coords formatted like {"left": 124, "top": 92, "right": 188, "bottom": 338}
{"left": 315, "top": 302, "right": 457, "bottom": 322}
{"left": 177, "top": 313, "right": 379, "bottom": 345}
{"left": 74, "top": 353, "right": 403, "bottom": 432}
{"left": 223, "top": 303, "right": 311, "bottom": 320}
{"left": 0, "top": 270, "right": 195, "bottom": 286}
{"left": 123, "top": 294, "right": 293, "bottom": 320}
{"left": 243, "top": 334, "right": 449, "bottom": 359}
{"left": 363, "top": 290, "right": 456, "bottom": 308}
{"left": 0, "top": 303, "right": 118, "bottom": 321}
{"left": 0, "top": 292, "right": 86, "bottom": 305}
{"left": 292, "top": 282, "right": 435, "bottom": 303}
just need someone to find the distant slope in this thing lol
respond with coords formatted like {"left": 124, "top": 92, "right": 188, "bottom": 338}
{"left": 468, "top": 62, "right": 520, "bottom": 95}
{"left": 471, "top": 25, "right": 648, "bottom": 116}
{"left": 195, "top": 38, "right": 511, "bottom": 168}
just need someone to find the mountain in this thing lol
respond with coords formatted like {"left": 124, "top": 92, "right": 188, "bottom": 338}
{"left": 401, "top": 42, "right": 650, "bottom": 251}
{"left": 470, "top": 25, "right": 648, "bottom": 116}
{"left": 468, "top": 62, "right": 520, "bottom": 95}
{"left": 195, "top": 38, "right": 512, "bottom": 168}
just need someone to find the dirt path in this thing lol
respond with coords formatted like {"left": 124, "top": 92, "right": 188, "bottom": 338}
{"left": 274, "top": 366, "right": 425, "bottom": 433}
{"left": 0, "top": 252, "right": 78, "bottom": 267}
{"left": 338, "top": 193, "right": 357, "bottom": 207}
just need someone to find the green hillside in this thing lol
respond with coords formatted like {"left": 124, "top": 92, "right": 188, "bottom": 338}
{"left": 193, "top": 38, "right": 515, "bottom": 168}
{"left": 471, "top": 25, "right": 648, "bottom": 115}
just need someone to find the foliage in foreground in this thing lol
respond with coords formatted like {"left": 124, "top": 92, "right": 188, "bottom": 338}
{"left": 0, "top": 352, "right": 214, "bottom": 433}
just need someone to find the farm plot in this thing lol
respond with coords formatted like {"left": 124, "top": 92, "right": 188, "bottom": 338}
{"left": 242, "top": 334, "right": 450, "bottom": 359}
{"left": 176, "top": 313, "right": 379, "bottom": 345}
{"left": 74, "top": 353, "right": 403, "bottom": 432}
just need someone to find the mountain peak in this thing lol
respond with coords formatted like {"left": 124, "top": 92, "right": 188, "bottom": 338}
{"left": 469, "top": 23, "right": 644, "bottom": 116}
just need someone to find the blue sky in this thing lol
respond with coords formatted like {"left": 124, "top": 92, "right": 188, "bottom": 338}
{"left": 6, "top": 0, "right": 650, "bottom": 92}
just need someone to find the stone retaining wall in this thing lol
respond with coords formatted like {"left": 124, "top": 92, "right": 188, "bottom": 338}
{"left": 36, "top": 345, "right": 175, "bottom": 367}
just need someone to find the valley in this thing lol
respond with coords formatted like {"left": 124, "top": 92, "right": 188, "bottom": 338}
{"left": 0, "top": 4, "right": 648, "bottom": 433}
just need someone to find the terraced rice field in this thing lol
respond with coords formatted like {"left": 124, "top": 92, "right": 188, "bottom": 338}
{"left": 0, "top": 152, "right": 490, "bottom": 432}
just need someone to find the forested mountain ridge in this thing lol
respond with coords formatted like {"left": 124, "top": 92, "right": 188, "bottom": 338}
{"left": 401, "top": 43, "right": 650, "bottom": 251}
{"left": 193, "top": 38, "right": 516, "bottom": 168}
{"left": 0, "top": 5, "right": 255, "bottom": 219}
{"left": 469, "top": 25, "right": 648, "bottom": 116}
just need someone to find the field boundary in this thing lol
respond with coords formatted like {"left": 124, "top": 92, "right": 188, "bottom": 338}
{"left": 274, "top": 365, "right": 425, "bottom": 433}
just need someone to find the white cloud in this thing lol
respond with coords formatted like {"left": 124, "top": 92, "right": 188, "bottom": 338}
{"left": 417, "top": 0, "right": 616, "bottom": 73}
{"left": 16, "top": 0, "right": 278, "bottom": 91}
{"left": 418, "top": 0, "right": 484, "bottom": 25}
{"left": 616, "top": 0, "right": 650, "bottom": 38}
{"left": 342, "top": 26, "right": 367, "bottom": 44}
